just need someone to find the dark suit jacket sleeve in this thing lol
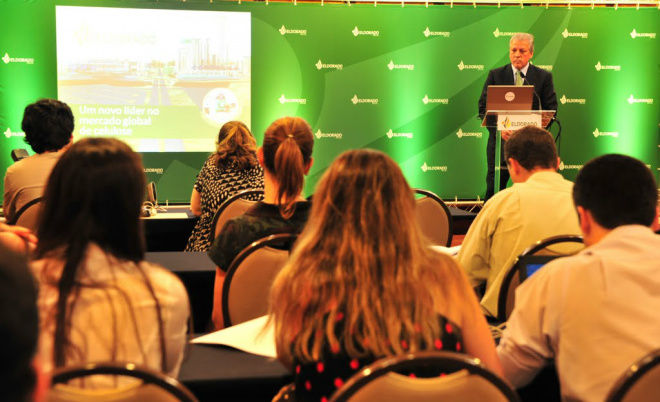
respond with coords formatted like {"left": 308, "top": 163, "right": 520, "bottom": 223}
{"left": 478, "top": 69, "right": 497, "bottom": 119}
{"left": 540, "top": 69, "right": 558, "bottom": 113}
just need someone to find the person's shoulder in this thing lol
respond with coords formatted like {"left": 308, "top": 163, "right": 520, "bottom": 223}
{"left": 140, "top": 260, "right": 188, "bottom": 295}
{"left": 489, "top": 64, "right": 511, "bottom": 74}
{"left": 529, "top": 63, "right": 553, "bottom": 77}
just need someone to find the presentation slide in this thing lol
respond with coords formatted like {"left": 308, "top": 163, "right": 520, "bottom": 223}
{"left": 56, "top": 6, "right": 251, "bottom": 152}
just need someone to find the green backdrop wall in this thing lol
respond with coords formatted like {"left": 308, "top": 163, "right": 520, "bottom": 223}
{"left": 1, "top": 0, "right": 659, "bottom": 203}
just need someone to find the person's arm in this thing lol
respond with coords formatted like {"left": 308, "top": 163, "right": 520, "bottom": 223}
{"left": 455, "top": 206, "right": 493, "bottom": 289}
{"left": 0, "top": 223, "right": 37, "bottom": 253}
{"left": 478, "top": 70, "right": 496, "bottom": 118}
{"left": 211, "top": 268, "right": 227, "bottom": 330}
{"left": 190, "top": 189, "right": 202, "bottom": 216}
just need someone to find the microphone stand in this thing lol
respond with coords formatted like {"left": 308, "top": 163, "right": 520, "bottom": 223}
{"left": 520, "top": 71, "right": 563, "bottom": 157}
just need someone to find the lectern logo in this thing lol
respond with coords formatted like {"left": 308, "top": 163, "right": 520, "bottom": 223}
{"left": 595, "top": 61, "right": 621, "bottom": 71}
{"left": 423, "top": 27, "right": 450, "bottom": 38}
{"left": 421, "top": 162, "right": 448, "bottom": 172}
{"left": 562, "top": 29, "right": 588, "bottom": 39}
{"left": 502, "top": 117, "right": 512, "bottom": 129}
{"left": 279, "top": 95, "right": 307, "bottom": 104}
{"left": 630, "top": 29, "right": 656, "bottom": 39}
{"left": 456, "top": 128, "right": 482, "bottom": 138}
{"left": 493, "top": 28, "right": 515, "bottom": 38}
{"left": 316, "top": 60, "right": 343, "bottom": 70}
{"left": 351, "top": 95, "right": 378, "bottom": 105}
{"left": 2, "top": 52, "right": 34, "bottom": 65}
{"left": 387, "top": 60, "right": 414, "bottom": 71}
{"left": 560, "top": 95, "right": 586, "bottom": 105}
{"left": 279, "top": 25, "right": 307, "bottom": 36}
{"left": 4, "top": 128, "right": 25, "bottom": 138}
{"left": 627, "top": 95, "right": 654, "bottom": 105}
{"left": 458, "top": 61, "right": 484, "bottom": 71}
{"left": 315, "top": 129, "right": 342, "bottom": 139}
{"left": 422, "top": 95, "right": 449, "bottom": 105}
{"left": 352, "top": 26, "right": 379, "bottom": 37}
{"left": 386, "top": 129, "right": 413, "bottom": 139}
{"left": 593, "top": 128, "right": 619, "bottom": 138}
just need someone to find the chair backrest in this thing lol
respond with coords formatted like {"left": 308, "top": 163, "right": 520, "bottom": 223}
{"left": 211, "top": 189, "right": 264, "bottom": 240}
{"left": 329, "top": 351, "right": 520, "bottom": 402}
{"left": 497, "top": 234, "right": 584, "bottom": 322}
{"left": 222, "top": 233, "right": 297, "bottom": 328}
{"left": 413, "top": 188, "right": 453, "bottom": 247}
{"left": 606, "top": 349, "right": 660, "bottom": 402}
{"left": 7, "top": 196, "right": 44, "bottom": 232}
{"left": 48, "top": 362, "right": 199, "bottom": 402}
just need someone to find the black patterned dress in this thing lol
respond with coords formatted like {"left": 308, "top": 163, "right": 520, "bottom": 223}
{"left": 184, "top": 155, "right": 264, "bottom": 252}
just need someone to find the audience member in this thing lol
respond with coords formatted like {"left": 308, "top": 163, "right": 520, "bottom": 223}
{"left": 498, "top": 153, "right": 660, "bottom": 402}
{"left": 185, "top": 121, "right": 264, "bottom": 252}
{"left": 3, "top": 99, "right": 73, "bottom": 225}
{"left": 33, "top": 138, "right": 189, "bottom": 382}
{"left": 0, "top": 241, "right": 48, "bottom": 402}
{"left": 457, "top": 126, "right": 580, "bottom": 317}
{"left": 208, "top": 116, "right": 314, "bottom": 330}
{"left": 270, "top": 149, "right": 502, "bottom": 402}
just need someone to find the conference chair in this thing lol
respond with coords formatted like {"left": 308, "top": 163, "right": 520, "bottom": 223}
{"left": 222, "top": 233, "right": 297, "bottom": 328}
{"left": 497, "top": 234, "right": 584, "bottom": 322}
{"left": 210, "top": 189, "right": 264, "bottom": 240}
{"left": 329, "top": 351, "right": 520, "bottom": 402}
{"left": 413, "top": 188, "right": 453, "bottom": 247}
{"left": 48, "top": 362, "right": 199, "bottom": 402}
{"left": 6, "top": 196, "right": 44, "bottom": 232}
{"left": 606, "top": 349, "right": 660, "bottom": 402}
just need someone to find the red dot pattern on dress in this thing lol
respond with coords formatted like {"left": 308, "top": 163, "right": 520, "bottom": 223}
{"left": 350, "top": 359, "right": 359, "bottom": 370}
{"left": 434, "top": 339, "right": 443, "bottom": 349}
{"left": 321, "top": 397, "right": 328, "bottom": 402}
{"left": 330, "top": 343, "right": 340, "bottom": 354}
{"left": 305, "top": 381, "right": 312, "bottom": 391}
{"left": 456, "top": 342, "right": 462, "bottom": 351}
{"left": 296, "top": 365, "right": 301, "bottom": 374}
{"left": 414, "top": 323, "right": 422, "bottom": 333}
{"left": 401, "top": 340, "right": 409, "bottom": 350}
{"left": 409, "top": 373, "right": 417, "bottom": 378}
{"left": 440, "top": 373, "right": 447, "bottom": 377}
{"left": 335, "top": 312, "right": 344, "bottom": 322}
{"left": 317, "top": 362, "right": 324, "bottom": 373}
{"left": 334, "top": 378, "right": 344, "bottom": 388}
{"left": 445, "top": 323, "right": 453, "bottom": 334}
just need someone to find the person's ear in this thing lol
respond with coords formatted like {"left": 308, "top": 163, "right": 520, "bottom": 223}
{"left": 257, "top": 147, "right": 265, "bottom": 167}
{"left": 555, "top": 157, "right": 561, "bottom": 171}
{"left": 577, "top": 206, "right": 591, "bottom": 237}
{"left": 31, "top": 356, "right": 50, "bottom": 402}
{"left": 651, "top": 207, "right": 660, "bottom": 232}
{"left": 303, "top": 157, "right": 314, "bottom": 175}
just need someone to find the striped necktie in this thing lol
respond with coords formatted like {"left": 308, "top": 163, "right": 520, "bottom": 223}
{"left": 516, "top": 70, "right": 523, "bottom": 86}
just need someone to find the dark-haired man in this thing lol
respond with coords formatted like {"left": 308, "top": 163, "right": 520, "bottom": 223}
{"left": 3, "top": 99, "right": 73, "bottom": 223}
{"left": 457, "top": 126, "right": 580, "bottom": 318}
{"left": 498, "top": 154, "right": 660, "bottom": 402}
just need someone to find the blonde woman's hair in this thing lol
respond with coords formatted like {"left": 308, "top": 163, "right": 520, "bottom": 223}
{"left": 214, "top": 121, "right": 258, "bottom": 170}
{"left": 269, "top": 149, "right": 465, "bottom": 364}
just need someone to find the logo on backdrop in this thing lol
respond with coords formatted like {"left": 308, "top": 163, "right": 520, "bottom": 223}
{"left": 315, "top": 129, "right": 343, "bottom": 139}
{"left": 279, "top": 25, "right": 307, "bottom": 36}
{"left": 630, "top": 29, "right": 656, "bottom": 39}
{"left": 560, "top": 95, "right": 586, "bottom": 105}
{"left": 422, "top": 95, "right": 449, "bottom": 105}
{"left": 386, "top": 129, "right": 413, "bottom": 139}
{"left": 387, "top": 60, "right": 414, "bottom": 71}
{"left": 144, "top": 168, "right": 164, "bottom": 174}
{"left": 562, "top": 29, "right": 588, "bottom": 39}
{"left": 423, "top": 27, "right": 450, "bottom": 38}
{"left": 351, "top": 95, "right": 378, "bottom": 105}
{"left": 627, "top": 95, "right": 654, "bottom": 105}
{"left": 352, "top": 26, "right": 379, "bottom": 37}
{"left": 458, "top": 61, "right": 484, "bottom": 71}
{"left": 559, "top": 161, "right": 583, "bottom": 171}
{"left": 4, "top": 128, "right": 25, "bottom": 138}
{"left": 530, "top": 61, "right": 553, "bottom": 71}
{"left": 595, "top": 61, "right": 621, "bottom": 71}
{"left": 421, "top": 162, "right": 448, "bottom": 172}
{"left": 2, "top": 52, "right": 34, "bottom": 65}
{"left": 593, "top": 128, "right": 619, "bottom": 138}
{"left": 493, "top": 28, "right": 515, "bottom": 38}
{"left": 456, "top": 128, "right": 482, "bottom": 138}
{"left": 316, "top": 60, "right": 343, "bottom": 70}
{"left": 279, "top": 95, "right": 307, "bottom": 105}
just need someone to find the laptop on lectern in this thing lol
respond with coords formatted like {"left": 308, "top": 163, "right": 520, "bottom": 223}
{"left": 486, "top": 85, "right": 534, "bottom": 111}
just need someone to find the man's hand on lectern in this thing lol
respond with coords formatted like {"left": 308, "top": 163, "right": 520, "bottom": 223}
{"left": 501, "top": 130, "right": 514, "bottom": 141}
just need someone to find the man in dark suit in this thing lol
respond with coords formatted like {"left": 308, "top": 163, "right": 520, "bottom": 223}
{"left": 478, "top": 33, "right": 558, "bottom": 201}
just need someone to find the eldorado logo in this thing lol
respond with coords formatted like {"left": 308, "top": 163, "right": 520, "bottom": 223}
{"left": 421, "top": 162, "right": 448, "bottom": 172}
{"left": 352, "top": 26, "right": 379, "bottom": 37}
{"left": 351, "top": 95, "right": 378, "bottom": 105}
{"left": 314, "top": 129, "right": 342, "bottom": 139}
{"left": 530, "top": 61, "right": 553, "bottom": 71}
{"left": 630, "top": 29, "right": 656, "bottom": 39}
{"left": 493, "top": 28, "right": 515, "bottom": 38}
{"left": 559, "top": 161, "right": 583, "bottom": 171}
{"left": 627, "top": 95, "right": 654, "bottom": 105}
{"left": 560, "top": 95, "right": 586, "bottom": 105}
{"left": 2, "top": 52, "right": 34, "bottom": 65}
{"left": 562, "top": 29, "right": 588, "bottom": 39}
{"left": 593, "top": 128, "right": 619, "bottom": 138}
{"left": 422, "top": 95, "right": 449, "bottom": 105}
{"left": 279, "top": 25, "right": 307, "bottom": 36}
{"left": 143, "top": 168, "right": 164, "bottom": 174}
{"left": 386, "top": 129, "right": 413, "bottom": 139}
{"left": 458, "top": 61, "right": 484, "bottom": 71}
{"left": 456, "top": 128, "right": 482, "bottom": 138}
{"left": 4, "top": 128, "right": 25, "bottom": 138}
{"left": 387, "top": 60, "right": 414, "bottom": 71}
{"left": 279, "top": 94, "right": 307, "bottom": 105}
{"left": 595, "top": 61, "right": 621, "bottom": 71}
{"left": 423, "top": 27, "right": 450, "bottom": 38}
{"left": 316, "top": 60, "right": 343, "bottom": 70}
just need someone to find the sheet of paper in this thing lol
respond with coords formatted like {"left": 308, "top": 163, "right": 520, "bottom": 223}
{"left": 148, "top": 212, "right": 190, "bottom": 219}
{"left": 191, "top": 315, "right": 277, "bottom": 358}
{"left": 431, "top": 244, "right": 462, "bottom": 257}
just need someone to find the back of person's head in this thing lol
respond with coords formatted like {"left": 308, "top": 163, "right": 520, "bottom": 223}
{"left": 573, "top": 154, "right": 657, "bottom": 229}
{"left": 504, "top": 125, "right": 558, "bottom": 170}
{"left": 262, "top": 116, "right": 314, "bottom": 219}
{"left": 215, "top": 121, "right": 258, "bottom": 170}
{"left": 22, "top": 99, "right": 74, "bottom": 154}
{"left": 270, "top": 149, "right": 462, "bottom": 364}
{"left": 0, "top": 243, "right": 39, "bottom": 402}
{"left": 37, "top": 137, "right": 145, "bottom": 262}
